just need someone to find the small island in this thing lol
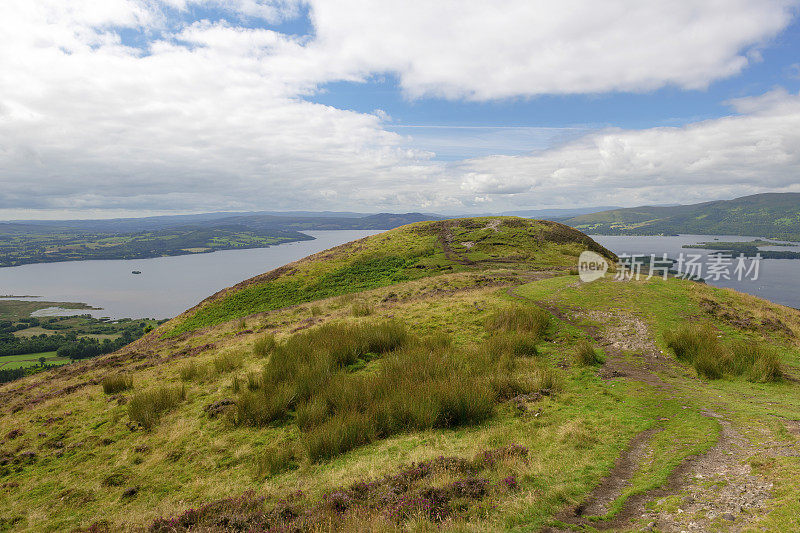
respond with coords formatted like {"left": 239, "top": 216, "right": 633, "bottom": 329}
{"left": 682, "top": 239, "right": 800, "bottom": 259}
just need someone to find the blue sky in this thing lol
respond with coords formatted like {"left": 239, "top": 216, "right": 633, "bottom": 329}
{"left": 309, "top": 15, "right": 800, "bottom": 161}
{"left": 1, "top": 1, "right": 800, "bottom": 218}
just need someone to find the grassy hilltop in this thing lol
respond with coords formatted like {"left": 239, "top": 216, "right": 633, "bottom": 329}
{"left": 1, "top": 217, "right": 800, "bottom": 532}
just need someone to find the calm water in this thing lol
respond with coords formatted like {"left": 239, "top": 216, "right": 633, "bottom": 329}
{"left": 0, "top": 230, "right": 381, "bottom": 319}
{"left": 591, "top": 234, "right": 800, "bottom": 309}
{"left": 1, "top": 231, "right": 797, "bottom": 318}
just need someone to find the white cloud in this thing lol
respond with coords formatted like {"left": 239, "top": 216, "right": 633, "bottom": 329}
{"left": 308, "top": 0, "right": 798, "bottom": 99}
{"left": 456, "top": 91, "right": 800, "bottom": 207}
{"left": 0, "top": 0, "right": 799, "bottom": 218}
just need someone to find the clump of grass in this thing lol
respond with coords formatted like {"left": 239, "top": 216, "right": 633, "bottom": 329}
{"left": 235, "top": 318, "right": 560, "bottom": 463}
{"left": 127, "top": 384, "right": 186, "bottom": 430}
{"left": 300, "top": 343, "right": 505, "bottom": 462}
{"left": 253, "top": 334, "right": 277, "bottom": 358}
{"left": 574, "top": 340, "right": 603, "bottom": 366}
{"left": 102, "top": 374, "right": 133, "bottom": 394}
{"left": 486, "top": 333, "right": 540, "bottom": 359}
{"left": 664, "top": 325, "right": 728, "bottom": 380}
{"left": 730, "top": 339, "right": 783, "bottom": 383}
{"left": 179, "top": 361, "right": 202, "bottom": 382}
{"left": 178, "top": 350, "right": 244, "bottom": 382}
{"left": 235, "top": 384, "right": 295, "bottom": 426}
{"left": 310, "top": 306, "right": 323, "bottom": 317}
{"left": 212, "top": 350, "right": 244, "bottom": 374}
{"left": 305, "top": 412, "right": 375, "bottom": 462}
{"left": 350, "top": 302, "right": 373, "bottom": 317}
{"left": 664, "top": 325, "right": 782, "bottom": 382}
{"left": 486, "top": 305, "right": 550, "bottom": 339}
{"left": 253, "top": 444, "right": 298, "bottom": 479}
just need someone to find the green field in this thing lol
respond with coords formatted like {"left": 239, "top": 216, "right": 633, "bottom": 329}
{"left": 0, "top": 299, "right": 94, "bottom": 320}
{"left": 0, "top": 351, "right": 69, "bottom": 370}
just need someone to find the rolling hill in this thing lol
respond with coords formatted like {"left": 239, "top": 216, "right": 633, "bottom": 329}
{"left": 1, "top": 217, "right": 799, "bottom": 532}
{"left": 565, "top": 192, "right": 800, "bottom": 240}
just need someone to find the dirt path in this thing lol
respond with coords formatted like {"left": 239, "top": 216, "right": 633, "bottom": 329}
{"left": 507, "top": 282, "right": 775, "bottom": 532}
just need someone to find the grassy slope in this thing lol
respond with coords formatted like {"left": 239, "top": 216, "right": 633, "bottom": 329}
{"left": 0, "top": 217, "right": 798, "bottom": 532}
{"left": 565, "top": 192, "right": 800, "bottom": 240}
{"left": 166, "top": 217, "right": 612, "bottom": 336}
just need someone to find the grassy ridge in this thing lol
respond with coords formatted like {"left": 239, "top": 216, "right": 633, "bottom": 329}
{"left": 167, "top": 217, "right": 615, "bottom": 336}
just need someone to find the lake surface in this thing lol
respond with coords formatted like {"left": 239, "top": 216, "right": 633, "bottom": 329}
{"left": 1, "top": 231, "right": 797, "bottom": 318}
{"left": 0, "top": 230, "right": 381, "bottom": 319}
{"left": 591, "top": 234, "right": 800, "bottom": 309}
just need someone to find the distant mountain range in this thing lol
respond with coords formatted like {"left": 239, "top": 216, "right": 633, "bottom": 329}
{"left": 498, "top": 206, "right": 622, "bottom": 219}
{"left": 0, "top": 211, "right": 434, "bottom": 233}
{"left": 3, "top": 192, "right": 799, "bottom": 266}
{"left": 564, "top": 193, "right": 800, "bottom": 241}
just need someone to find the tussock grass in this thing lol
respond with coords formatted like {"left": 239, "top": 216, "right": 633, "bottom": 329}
{"left": 664, "top": 324, "right": 782, "bottom": 382}
{"left": 235, "top": 384, "right": 295, "bottom": 426}
{"left": 574, "top": 340, "right": 603, "bottom": 366}
{"left": 351, "top": 302, "right": 374, "bottom": 317}
{"left": 486, "top": 305, "right": 550, "bottom": 339}
{"left": 236, "top": 321, "right": 410, "bottom": 428}
{"left": 212, "top": 350, "right": 244, "bottom": 374}
{"left": 486, "top": 333, "right": 540, "bottom": 359}
{"left": 179, "top": 350, "right": 244, "bottom": 382}
{"left": 101, "top": 374, "right": 133, "bottom": 394}
{"left": 235, "top": 320, "right": 548, "bottom": 462}
{"left": 127, "top": 384, "right": 186, "bottom": 430}
{"left": 253, "top": 443, "right": 298, "bottom": 479}
{"left": 253, "top": 334, "right": 277, "bottom": 358}
{"left": 730, "top": 340, "right": 783, "bottom": 383}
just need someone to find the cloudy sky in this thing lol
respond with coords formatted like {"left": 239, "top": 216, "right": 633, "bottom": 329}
{"left": 1, "top": 0, "right": 800, "bottom": 219}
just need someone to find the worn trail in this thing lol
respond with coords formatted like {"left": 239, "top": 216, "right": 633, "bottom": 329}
{"left": 508, "top": 281, "right": 776, "bottom": 532}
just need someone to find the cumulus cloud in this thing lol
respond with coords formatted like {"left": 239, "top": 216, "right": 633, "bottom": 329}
{"left": 309, "top": 0, "right": 797, "bottom": 99}
{"left": 0, "top": 0, "right": 799, "bottom": 217}
{"left": 456, "top": 90, "right": 800, "bottom": 207}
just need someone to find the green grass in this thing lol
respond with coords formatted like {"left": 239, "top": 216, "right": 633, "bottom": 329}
{"left": 166, "top": 218, "right": 614, "bottom": 336}
{"left": 4, "top": 218, "right": 800, "bottom": 532}
{"left": 664, "top": 324, "right": 783, "bottom": 382}
{"left": 0, "top": 351, "right": 69, "bottom": 370}
{"left": 252, "top": 334, "right": 277, "bottom": 358}
{"left": 127, "top": 384, "right": 186, "bottom": 430}
{"left": 0, "top": 300, "right": 94, "bottom": 320}
{"left": 101, "top": 374, "right": 133, "bottom": 394}
{"left": 485, "top": 305, "right": 551, "bottom": 338}
{"left": 574, "top": 340, "right": 603, "bottom": 366}
{"left": 234, "top": 320, "right": 555, "bottom": 463}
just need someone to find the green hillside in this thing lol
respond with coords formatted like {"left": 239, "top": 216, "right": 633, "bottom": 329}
{"left": 1, "top": 217, "right": 799, "bottom": 532}
{"left": 566, "top": 192, "right": 800, "bottom": 240}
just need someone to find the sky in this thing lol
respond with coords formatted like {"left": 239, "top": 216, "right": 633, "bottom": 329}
{"left": 1, "top": 0, "right": 800, "bottom": 219}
